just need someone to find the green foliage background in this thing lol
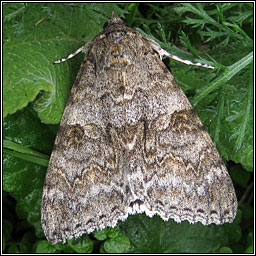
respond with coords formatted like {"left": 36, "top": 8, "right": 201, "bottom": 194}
{"left": 3, "top": 3, "right": 253, "bottom": 253}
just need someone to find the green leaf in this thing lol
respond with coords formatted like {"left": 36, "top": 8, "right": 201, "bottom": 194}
{"left": 119, "top": 214, "right": 241, "bottom": 253}
{"left": 108, "top": 226, "right": 121, "bottom": 238}
{"left": 191, "top": 52, "right": 253, "bottom": 107}
{"left": 222, "top": 221, "right": 242, "bottom": 244}
{"left": 67, "top": 235, "right": 93, "bottom": 253}
{"left": 35, "top": 240, "right": 57, "bottom": 253}
{"left": 195, "top": 54, "right": 253, "bottom": 171}
{"left": 3, "top": 3, "right": 126, "bottom": 123}
{"left": 3, "top": 148, "right": 49, "bottom": 167}
{"left": 4, "top": 140, "right": 49, "bottom": 159}
{"left": 104, "top": 233, "right": 130, "bottom": 253}
{"left": 3, "top": 138, "right": 49, "bottom": 167}
{"left": 173, "top": 3, "right": 253, "bottom": 47}
{"left": 94, "top": 227, "right": 130, "bottom": 253}
{"left": 53, "top": 242, "right": 75, "bottom": 253}
{"left": 93, "top": 229, "right": 108, "bottom": 241}
{"left": 3, "top": 107, "right": 55, "bottom": 237}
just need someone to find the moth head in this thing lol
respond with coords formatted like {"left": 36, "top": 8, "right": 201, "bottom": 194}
{"left": 103, "top": 12, "right": 123, "bottom": 28}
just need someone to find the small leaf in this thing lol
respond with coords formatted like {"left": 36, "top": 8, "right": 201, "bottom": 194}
{"left": 93, "top": 228, "right": 108, "bottom": 241}
{"left": 108, "top": 226, "right": 120, "bottom": 238}
{"left": 35, "top": 240, "right": 57, "bottom": 253}
{"left": 104, "top": 233, "right": 130, "bottom": 253}
{"left": 67, "top": 235, "right": 93, "bottom": 253}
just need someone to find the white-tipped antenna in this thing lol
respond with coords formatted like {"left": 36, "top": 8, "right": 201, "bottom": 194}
{"left": 53, "top": 44, "right": 89, "bottom": 64}
{"left": 148, "top": 38, "right": 214, "bottom": 69}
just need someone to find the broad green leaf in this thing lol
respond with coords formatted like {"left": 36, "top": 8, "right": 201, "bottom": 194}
{"left": 119, "top": 214, "right": 241, "bottom": 253}
{"left": 3, "top": 3, "right": 126, "bottom": 123}
{"left": 3, "top": 107, "right": 55, "bottom": 237}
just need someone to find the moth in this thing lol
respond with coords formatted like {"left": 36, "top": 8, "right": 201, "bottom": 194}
{"left": 41, "top": 14, "right": 237, "bottom": 244}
